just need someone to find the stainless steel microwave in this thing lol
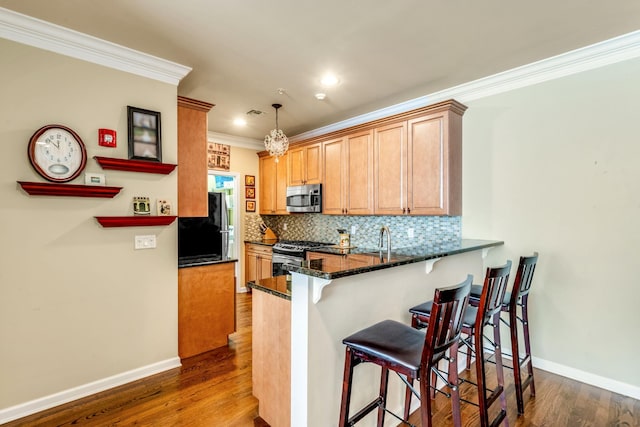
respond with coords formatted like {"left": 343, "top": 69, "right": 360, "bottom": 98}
{"left": 286, "top": 184, "right": 322, "bottom": 213}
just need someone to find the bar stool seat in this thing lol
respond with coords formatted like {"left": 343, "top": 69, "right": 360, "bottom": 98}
{"left": 338, "top": 276, "right": 472, "bottom": 427}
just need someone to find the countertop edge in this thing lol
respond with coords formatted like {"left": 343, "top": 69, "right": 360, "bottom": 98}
{"left": 247, "top": 279, "right": 291, "bottom": 301}
{"left": 178, "top": 258, "right": 238, "bottom": 268}
{"left": 285, "top": 239, "right": 504, "bottom": 280}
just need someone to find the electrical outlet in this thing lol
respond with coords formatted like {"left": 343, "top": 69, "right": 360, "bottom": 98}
{"left": 351, "top": 225, "right": 357, "bottom": 235}
{"left": 407, "top": 228, "right": 414, "bottom": 239}
{"left": 135, "top": 235, "right": 157, "bottom": 250}
{"left": 283, "top": 223, "right": 288, "bottom": 231}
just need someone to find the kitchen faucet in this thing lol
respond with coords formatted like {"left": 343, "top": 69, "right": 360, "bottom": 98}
{"left": 379, "top": 226, "right": 391, "bottom": 259}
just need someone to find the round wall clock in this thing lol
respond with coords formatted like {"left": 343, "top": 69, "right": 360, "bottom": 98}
{"left": 27, "top": 124, "right": 88, "bottom": 183}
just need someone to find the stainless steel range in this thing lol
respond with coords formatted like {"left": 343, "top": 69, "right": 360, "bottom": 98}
{"left": 272, "top": 240, "right": 332, "bottom": 276}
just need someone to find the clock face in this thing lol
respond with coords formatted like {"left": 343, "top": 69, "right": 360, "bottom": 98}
{"left": 28, "top": 125, "right": 87, "bottom": 182}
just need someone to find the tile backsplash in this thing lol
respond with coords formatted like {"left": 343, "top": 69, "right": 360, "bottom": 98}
{"left": 245, "top": 213, "right": 461, "bottom": 249}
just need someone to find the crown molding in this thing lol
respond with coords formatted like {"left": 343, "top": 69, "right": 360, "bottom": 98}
{"left": 0, "top": 7, "right": 191, "bottom": 85}
{"left": 293, "top": 29, "right": 640, "bottom": 141}
{"left": 208, "top": 131, "right": 264, "bottom": 150}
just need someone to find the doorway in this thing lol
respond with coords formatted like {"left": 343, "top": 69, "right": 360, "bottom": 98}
{"left": 208, "top": 172, "right": 241, "bottom": 290}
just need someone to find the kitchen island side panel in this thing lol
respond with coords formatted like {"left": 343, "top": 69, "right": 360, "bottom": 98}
{"left": 290, "top": 249, "right": 485, "bottom": 427}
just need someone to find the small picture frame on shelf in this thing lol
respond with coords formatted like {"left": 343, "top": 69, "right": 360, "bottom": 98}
{"left": 127, "top": 106, "right": 162, "bottom": 162}
{"left": 157, "top": 199, "right": 172, "bottom": 216}
{"left": 133, "top": 196, "right": 151, "bottom": 215}
{"left": 84, "top": 172, "right": 106, "bottom": 186}
{"left": 245, "top": 187, "right": 255, "bottom": 199}
{"left": 245, "top": 175, "right": 255, "bottom": 186}
{"left": 246, "top": 200, "right": 256, "bottom": 212}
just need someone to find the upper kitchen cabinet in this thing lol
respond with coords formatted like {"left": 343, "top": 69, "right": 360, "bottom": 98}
{"left": 288, "top": 142, "right": 322, "bottom": 186}
{"left": 322, "top": 130, "right": 374, "bottom": 215}
{"left": 374, "top": 100, "right": 466, "bottom": 216}
{"left": 177, "top": 96, "right": 214, "bottom": 217}
{"left": 259, "top": 153, "right": 289, "bottom": 215}
{"left": 373, "top": 122, "right": 407, "bottom": 215}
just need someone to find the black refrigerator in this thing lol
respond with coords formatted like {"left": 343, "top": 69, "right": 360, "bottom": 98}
{"left": 178, "top": 192, "right": 229, "bottom": 261}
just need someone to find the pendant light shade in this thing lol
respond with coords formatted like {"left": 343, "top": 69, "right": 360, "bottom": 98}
{"left": 264, "top": 103, "right": 289, "bottom": 162}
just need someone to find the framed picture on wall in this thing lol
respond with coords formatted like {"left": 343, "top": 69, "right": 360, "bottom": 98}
{"left": 127, "top": 106, "right": 162, "bottom": 162}
{"left": 246, "top": 200, "right": 256, "bottom": 212}
{"left": 245, "top": 175, "right": 255, "bottom": 186}
{"left": 245, "top": 187, "right": 255, "bottom": 199}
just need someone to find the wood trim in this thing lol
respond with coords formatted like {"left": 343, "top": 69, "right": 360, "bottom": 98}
{"left": 177, "top": 96, "right": 214, "bottom": 112}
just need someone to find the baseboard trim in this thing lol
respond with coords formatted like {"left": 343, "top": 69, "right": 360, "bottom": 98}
{"left": 531, "top": 356, "right": 640, "bottom": 400}
{"left": 0, "top": 357, "right": 181, "bottom": 424}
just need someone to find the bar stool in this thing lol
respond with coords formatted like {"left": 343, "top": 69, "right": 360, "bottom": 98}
{"left": 468, "top": 252, "right": 538, "bottom": 414}
{"left": 409, "top": 261, "right": 512, "bottom": 427}
{"left": 338, "top": 275, "right": 472, "bottom": 427}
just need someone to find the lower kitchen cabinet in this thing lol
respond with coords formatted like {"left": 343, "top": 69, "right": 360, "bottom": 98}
{"left": 178, "top": 261, "right": 236, "bottom": 359}
{"left": 245, "top": 243, "right": 273, "bottom": 285}
{"left": 252, "top": 288, "right": 291, "bottom": 427}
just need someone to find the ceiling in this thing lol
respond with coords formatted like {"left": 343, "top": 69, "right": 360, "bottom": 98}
{"left": 2, "top": 0, "right": 640, "bottom": 142}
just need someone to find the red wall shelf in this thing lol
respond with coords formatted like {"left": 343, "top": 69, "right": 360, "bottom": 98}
{"left": 18, "top": 181, "right": 122, "bottom": 198}
{"left": 95, "top": 216, "right": 177, "bottom": 227}
{"left": 94, "top": 156, "right": 177, "bottom": 174}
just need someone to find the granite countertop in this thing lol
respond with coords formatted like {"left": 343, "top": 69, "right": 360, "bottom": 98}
{"left": 244, "top": 239, "right": 279, "bottom": 246}
{"left": 178, "top": 256, "right": 238, "bottom": 268}
{"left": 247, "top": 276, "right": 291, "bottom": 300}
{"left": 285, "top": 239, "right": 504, "bottom": 280}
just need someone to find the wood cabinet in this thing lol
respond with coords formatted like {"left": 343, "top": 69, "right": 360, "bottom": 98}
{"left": 178, "top": 261, "right": 236, "bottom": 359}
{"left": 259, "top": 153, "right": 289, "bottom": 215}
{"left": 245, "top": 243, "right": 273, "bottom": 285}
{"left": 374, "top": 100, "right": 465, "bottom": 215}
{"left": 177, "top": 96, "right": 214, "bottom": 217}
{"left": 257, "top": 99, "right": 466, "bottom": 217}
{"left": 322, "top": 130, "right": 374, "bottom": 215}
{"left": 288, "top": 142, "right": 322, "bottom": 186}
{"left": 252, "top": 289, "right": 290, "bottom": 427}
{"left": 374, "top": 122, "right": 407, "bottom": 215}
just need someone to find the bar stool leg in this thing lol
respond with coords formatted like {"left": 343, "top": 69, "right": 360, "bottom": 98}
{"left": 522, "top": 298, "right": 536, "bottom": 398}
{"left": 512, "top": 296, "right": 535, "bottom": 414}
{"left": 418, "top": 369, "right": 434, "bottom": 427}
{"left": 377, "top": 366, "right": 389, "bottom": 427}
{"left": 403, "top": 378, "right": 413, "bottom": 421}
{"left": 448, "top": 343, "right": 462, "bottom": 427}
{"left": 475, "top": 313, "right": 509, "bottom": 427}
{"left": 339, "top": 347, "right": 356, "bottom": 427}
{"left": 492, "top": 313, "right": 509, "bottom": 425}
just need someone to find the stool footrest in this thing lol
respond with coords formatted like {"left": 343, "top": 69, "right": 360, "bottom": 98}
{"left": 486, "top": 385, "right": 504, "bottom": 408}
{"left": 519, "top": 354, "right": 532, "bottom": 368}
{"left": 521, "top": 374, "right": 534, "bottom": 392}
{"left": 489, "top": 409, "right": 507, "bottom": 427}
{"left": 348, "top": 397, "right": 383, "bottom": 426}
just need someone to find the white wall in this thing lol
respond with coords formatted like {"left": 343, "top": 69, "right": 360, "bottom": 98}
{"left": 462, "top": 56, "right": 640, "bottom": 393}
{"left": 0, "top": 39, "right": 179, "bottom": 410}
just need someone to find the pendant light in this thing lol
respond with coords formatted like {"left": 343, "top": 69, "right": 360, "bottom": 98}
{"left": 264, "top": 103, "right": 289, "bottom": 162}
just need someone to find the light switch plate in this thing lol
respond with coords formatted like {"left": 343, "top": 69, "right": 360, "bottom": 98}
{"left": 135, "top": 235, "right": 156, "bottom": 249}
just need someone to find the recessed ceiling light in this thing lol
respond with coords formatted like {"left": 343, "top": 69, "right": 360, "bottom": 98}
{"left": 315, "top": 93, "right": 326, "bottom": 100}
{"left": 320, "top": 73, "right": 339, "bottom": 87}
{"left": 233, "top": 118, "right": 247, "bottom": 126}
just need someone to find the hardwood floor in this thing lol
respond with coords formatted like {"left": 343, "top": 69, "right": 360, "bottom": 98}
{"left": 4, "top": 292, "right": 639, "bottom": 427}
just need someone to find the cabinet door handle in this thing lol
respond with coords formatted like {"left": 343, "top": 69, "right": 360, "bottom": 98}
{"left": 407, "top": 207, "right": 410, "bottom": 214}
{"left": 402, "top": 208, "right": 406, "bottom": 214}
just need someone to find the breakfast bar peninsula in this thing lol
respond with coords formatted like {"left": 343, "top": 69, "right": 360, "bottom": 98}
{"left": 249, "top": 239, "right": 502, "bottom": 427}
